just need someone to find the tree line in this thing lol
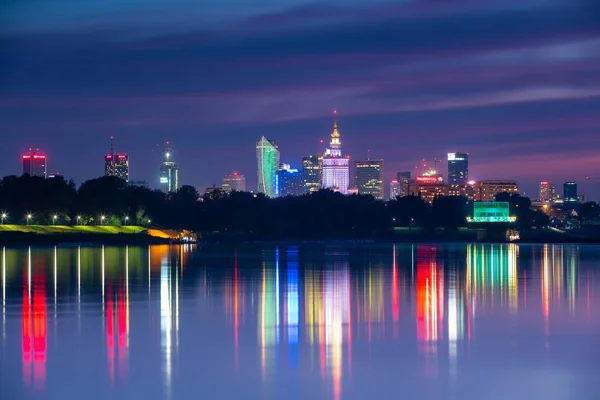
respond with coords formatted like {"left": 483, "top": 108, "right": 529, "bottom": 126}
{"left": 0, "top": 175, "right": 549, "bottom": 237}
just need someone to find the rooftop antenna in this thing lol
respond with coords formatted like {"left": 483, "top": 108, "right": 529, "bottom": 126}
{"left": 110, "top": 136, "right": 115, "bottom": 155}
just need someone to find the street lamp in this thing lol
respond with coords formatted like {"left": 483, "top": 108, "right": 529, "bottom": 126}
{"left": 26, "top": 213, "right": 33, "bottom": 225}
{"left": 124, "top": 216, "right": 129, "bottom": 226}
{"left": 147, "top": 219, "right": 151, "bottom": 225}
{"left": 52, "top": 215, "right": 58, "bottom": 225}
{"left": 76, "top": 216, "right": 81, "bottom": 225}
{"left": 1, "top": 212, "right": 7, "bottom": 225}
{"left": 100, "top": 215, "right": 106, "bottom": 225}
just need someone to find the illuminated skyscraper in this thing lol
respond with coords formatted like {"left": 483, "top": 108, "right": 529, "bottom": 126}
{"left": 322, "top": 110, "right": 349, "bottom": 194}
{"left": 390, "top": 180, "right": 400, "bottom": 200}
{"left": 22, "top": 150, "right": 47, "bottom": 178}
{"left": 539, "top": 181, "right": 556, "bottom": 203}
{"left": 302, "top": 155, "right": 322, "bottom": 193}
{"left": 354, "top": 159, "right": 384, "bottom": 199}
{"left": 276, "top": 164, "right": 304, "bottom": 197}
{"left": 160, "top": 142, "right": 179, "bottom": 193}
{"left": 256, "top": 137, "right": 280, "bottom": 197}
{"left": 222, "top": 173, "right": 246, "bottom": 192}
{"left": 396, "top": 171, "right": 411, "bottom": 197}
{"left": 104, "top": 136, "right": 129, "bottom": 182}
{"left": 447, "top": 152, "right": 468, "bottom": 185}
{"left": 564, "top": 181, "right": 577, "bottom": 203}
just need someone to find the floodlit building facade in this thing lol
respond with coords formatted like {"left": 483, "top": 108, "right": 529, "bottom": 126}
{"left": 354, "top": 159, "right": 384, "bottom": 200}
{"left": 256, "top": 136, "right": 280, "bottom": 197}
{"left": 276, "top": 165, "right": 304, "bottom": 197}
{"left": 322, "top": 111, "right": 349, "bottom": 194}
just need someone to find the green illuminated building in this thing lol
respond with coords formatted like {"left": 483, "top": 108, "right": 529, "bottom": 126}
{"left": 256, "top": 136, "right": 280, "bottom": 197}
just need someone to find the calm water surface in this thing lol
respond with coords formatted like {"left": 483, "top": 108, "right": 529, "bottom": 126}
{"left": 1, "top": 243, "right": 599, "bottom": 399}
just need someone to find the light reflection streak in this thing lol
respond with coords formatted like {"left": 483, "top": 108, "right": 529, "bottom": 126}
{"left": 2, "top": 247, "right": 5, "bottom": 342}
{"left": 160, "top": 250, "right": 179, "bottom": 397}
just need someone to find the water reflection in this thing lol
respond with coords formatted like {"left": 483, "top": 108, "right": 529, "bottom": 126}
{"left": 1, "top": 243, "right": 599, "bottom": 399}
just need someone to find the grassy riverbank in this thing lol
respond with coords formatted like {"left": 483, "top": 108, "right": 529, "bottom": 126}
{"left": 0, "top": 225, "right": 147, "bottom": 234}
{"left": 0, "top": 225, "right": 174, "bottom": 245}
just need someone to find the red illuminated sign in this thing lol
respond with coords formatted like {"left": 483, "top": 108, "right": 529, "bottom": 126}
{"left": 416, "top": 176, "right": 442, "bottom": 184}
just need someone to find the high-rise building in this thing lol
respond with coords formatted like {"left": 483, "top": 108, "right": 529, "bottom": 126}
{"left": 478, "top": 180, "right": 519, "bottom": 201}
{"left": 448, "top": 181, "right": 478, "bottom": 201}
{"left": 390, "top": 180, "right": 400, "bottom": 200}
{"left": 354, "top": 159, "right": 384, "bottom": 200}
{"left": 222, "top": 173, "right": 246, "bottom": 192}
{"left": 104, "top": 137, "right": 129, "bottom": 182}
{"left": 256, "top": 137, "right": 280, "bottom": 197}
{"left": 408, "top": 175, "right": 447, "bottom": 203}
{"left": 276, "top": 164, "right": 304, "bottom": 197}
{"left": 539, "top": 181, "right": 556, "bottom": 203}
{"left": 22, "top": 150, "right": 47, "bottom": 178}
{"left": 447, "top": 153, "right": 468, "bottom": 185}
{"left": 302, "top": 155, "right": 322, "bottom": 193}
{"left": 564, "top": 181, "right": 578, "bottom": 203}
{"left": 396, "top": 171, "right": 412, "bottom": 198}
{"left": 160, "top": 142, "right": 179, "bottom": 193}
{"left": 322, "top": 110, "right": 349, "bottom": 194}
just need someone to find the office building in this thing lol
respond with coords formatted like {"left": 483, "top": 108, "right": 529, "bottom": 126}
{"left": 539, "top": 181, "right": 556, "bottom": 203}
{"left": 160, "top": 142, "right": 179, "bottom": 193}
{"left": 22, "top": 150, "right": 47, "bottom": 178}
{"left": 448, "top": 181, "right": 478, "bottom": 201}
{"left": 396, "top": 171, "right": 412, "bottom": 198}
{"left": 256, "top": 136, "right": 280, "bottom": 197}
{"left": 104, "top": 137, "right": 129, "bottom": 182}
{"left": 390, "top": 180, "right": 400, "bottom": 200}
{"left": 354, "top": 159, "right": 384, "bottom": 200}
{"left": 322, "top": 110, "right": 349, "bottom": 194}
{"left": 478, "top": 180, "right": 519, "bottom": 202}
{"left": 276, "top": 164, "right": 304, "bottom": 197}
{"left": 205, "top": 185, "right": 226, "bottom": 199}
{"left": 408, "top": 175, "right": 447, "bottom": 203}
{"left": 222, "top": 173, "right": 246, "bottom": 192}
{"left": 302, "top": 155, "right": 322, "bottom": 193}
{"left": 564, "top": 181, "right": 578, "bottom": 203}
{"left": 447, "top": 153, "right": 468, "bottom": 185}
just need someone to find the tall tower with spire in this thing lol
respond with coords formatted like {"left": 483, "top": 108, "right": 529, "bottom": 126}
{"left": 160, "top": 141, "right": 179, "bottom": 192}
{"left": 322, "top": 110, "right": 350, "bottom": 194}
{"left": 104, "top": 136, "right": 129, "bottom": 182}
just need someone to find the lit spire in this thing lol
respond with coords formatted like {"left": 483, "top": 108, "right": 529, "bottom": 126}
{"left": 331, "top": 109, "right": 340, "bottom": 138}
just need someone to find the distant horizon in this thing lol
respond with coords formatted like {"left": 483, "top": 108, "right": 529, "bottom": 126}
{"left": 2, "top": 0, "right": 599, "bottom": 199}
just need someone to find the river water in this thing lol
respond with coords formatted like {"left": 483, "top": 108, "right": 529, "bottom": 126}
{"left": 0, "top": 243, "right": 599, "bottom": 399}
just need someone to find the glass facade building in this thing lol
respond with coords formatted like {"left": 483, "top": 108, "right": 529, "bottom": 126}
{"left": 222, "top": 173, "right": 246, "bottom": 192}
{"left": 301, "top": 155, "right": 322, "bottom": 193}
{"left": 447, "top": 152, "right": 468, "bottom": 185}
{"left": 354, "top": 159, "right": 384, "bottom": 199}
{"left": 256, "top": 137, "right": 280, "bottom": 197}
{"left": 22, "top": 151, "right": 47, "bottom": 178}
{"left": 563, "top": 181, "right": 578, "bottom": 203}
{"left": 160, "top": 142, "right": 179, "bottom": 193}
{"left": 276, "top": 166, "right": 304, "bottom": 197}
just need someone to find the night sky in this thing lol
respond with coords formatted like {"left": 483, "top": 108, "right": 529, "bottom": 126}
{"left": 2, "top": 0, "right": 600, "bottom": 199}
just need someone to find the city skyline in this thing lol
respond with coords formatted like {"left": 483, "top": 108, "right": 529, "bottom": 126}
{"left": 2, "top": 1, "right": 600, "bottom": 197}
